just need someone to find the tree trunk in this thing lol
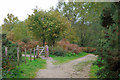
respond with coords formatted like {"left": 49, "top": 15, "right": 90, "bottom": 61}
{"left": 52, "top": 40, "right": 55, "bottom": 46}
{"left": 43, "top": 38, "right": 45, "bottom": 47}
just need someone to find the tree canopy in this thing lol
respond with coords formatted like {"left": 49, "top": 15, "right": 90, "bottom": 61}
{"left": 26, "top": 8, "right": 71, "bottom": 46}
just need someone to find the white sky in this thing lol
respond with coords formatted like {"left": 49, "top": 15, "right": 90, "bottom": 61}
{"left": 0, "top": 0, "right": 59, "bottom": 26}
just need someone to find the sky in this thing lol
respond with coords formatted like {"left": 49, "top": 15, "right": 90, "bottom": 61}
{"left": 0, "top": 0, "right": 59, "bottom": 26}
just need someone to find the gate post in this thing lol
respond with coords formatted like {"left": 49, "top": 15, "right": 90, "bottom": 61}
{"left": 45, "top": 45, "right": 49, "bottom": 57}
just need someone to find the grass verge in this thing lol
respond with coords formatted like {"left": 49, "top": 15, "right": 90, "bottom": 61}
{"left": 6, "top": 56, "right": 46, "bottom": 78}
{"left": 89, "top": 63, "right": 99, "bottom": 78}
{"left": 50, "top": 52, "right": 88, "bottom": 64}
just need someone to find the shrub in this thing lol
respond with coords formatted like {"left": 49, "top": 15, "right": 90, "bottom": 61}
{"left": 51, "top": 46, "right": 67, "bottom": 56}
{"left": 17, "top": 40, "right": 41, "bottom": 51}
{"left": 2, "top": 34, "right": 22, "bottom": 78}
{"left": 66, "top": 52, "right": 77, "bottom": 57}
{"left": 22, "top": 37, "right": 30, "bottom": 43}
{"left": 57, "top": 39, "right": 83, "bottom": 54}
{"left": 82, "top": 47, "right": 96, "bottom": 53}
{"left": 49, "top": 46, "right": 53, "bottom": 55}
{"left": 56, "top": 39, "right": 96, "bottom": 54}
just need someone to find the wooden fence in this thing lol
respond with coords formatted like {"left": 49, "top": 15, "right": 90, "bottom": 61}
{"left": 4, "top": 45, "right": 49, "bottom": 65}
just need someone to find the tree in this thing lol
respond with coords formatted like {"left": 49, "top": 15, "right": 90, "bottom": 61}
{"left": 96, "top": 2, "right": 120, "bottom": 78}
{"left": 26, "top": 8, "right": 71, "bottom": 46}
{"left": 12, "top": 21, "right": 28, "bottom": 41}
{"left": 0, "top": 26, "right": 1, "bottom": 34}
{"left": 56, "top": 2, "right": 107, "bottom": 47}
{"left": 2, "top": 13, "right": 19, "bottom": 34}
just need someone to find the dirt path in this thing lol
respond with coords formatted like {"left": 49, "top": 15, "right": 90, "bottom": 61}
{"left": 35, "top": 54, "right": 98, "bottom": 78}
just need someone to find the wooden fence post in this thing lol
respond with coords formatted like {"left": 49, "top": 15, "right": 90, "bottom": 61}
{"left": 34, "top": 48, "right": 35, "bottom": 60}
{"left": 36, "top": 45, "right": 39, "bottom": 58}
{"left": 25, "top": 48, "right": 26, "bottom": 64}
{"left": 5, "top": 47, "right": 8, "bottom": 56}
{"left": 17, "top": 47, "right": 19, "bottom": 66}
{"left": 30, "top": 49, "right": 32, "bottom": 62}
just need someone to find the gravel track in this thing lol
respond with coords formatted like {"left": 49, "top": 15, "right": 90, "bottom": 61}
{"left": 35, "top": 54, "right": 97, "bottom": 78}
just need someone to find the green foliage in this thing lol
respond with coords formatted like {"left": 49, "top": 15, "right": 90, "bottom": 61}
{"left": 10, "top": 21, "right": 29, "bottom": 41}
{"left": 50, "top": 46, "right": 67, "bottom": 56}
{"left": 2, "top": 13, "right": 19, "bottom": 33}
{"left": 65, "top": 27, "right": 79, "bottom": 44}
{"left": 1, "top": 13, "right": 32, "bottom": 42}
{"left": 27, "top": 9, "right": 71, "bottom": 46}
{"left": 48, "top": 46, "right": 53, "bottom": 54}
{"left": 1, "top": 34, "right": 22, "bottom": 78}
{"left": 66, "top": 52, "right": 77, "bottom": 57}
{"left": 56, "top": 2, "right": 108, "bottom": 47}
{"left": 89, "top": 63, "right": 100, "bottom": 78}
{"left": 96, "top": 2, "right": 120, "bottom": 78}
{"left": 6, "top": 56, "right": 46, "bottom": 78}
{"left": 22, "top": 37, "right": 30, "bottom": 43}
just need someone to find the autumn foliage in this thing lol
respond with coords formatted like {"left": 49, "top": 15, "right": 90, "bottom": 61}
{"left": 57, "top": 39, "right": 96, "bottom": 54}
{"left": 13, "top": 40, "right": 42, "bottom": 51}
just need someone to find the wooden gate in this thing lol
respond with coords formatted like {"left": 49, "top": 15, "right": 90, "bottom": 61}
{"left": 36, "top": 45, "right": 45, "bottom": 56}
{"left": 39, "top": 47, "right": 45, "bottom": 56}
{"left": 36, "top": 45, "right": 49, "bottom": 57}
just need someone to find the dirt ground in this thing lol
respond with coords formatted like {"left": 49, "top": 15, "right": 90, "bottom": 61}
{"left": 35, "top": 54, "right": 97, "bottom": 78}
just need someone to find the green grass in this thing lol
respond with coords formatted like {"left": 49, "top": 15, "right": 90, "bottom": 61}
{"left": 50, "top": 52, "right": 88, "bottom": 64}
{"left": 74, "top": 60, "right": 95, "bottom": 71}
{"left": 89, "top": 63, "right": 99, "bottom": 78}
{"left": 6, "top": 56, "right": 46, "bottom": 78}
{"left": 22, "top": 52, "right": 35, "bottom": 56}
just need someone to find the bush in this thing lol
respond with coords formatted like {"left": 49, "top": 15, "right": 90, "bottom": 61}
{"left": 82, "top": 47, "right": 96, "bottom": 53}
{"left": 66, "top": 52, "right": 77, "bottom": 57}
{"left": 57, "top": 39, "right": 83, "bottom": 54}
{"left": 51, "top": 46, "right": 67, "bottom": 56}
{"left": 17, "top": 40, "right": 41, "bottom": 51}
{"left": 2, "top": 34, "right": 22, "bottom": 78}
{"left": 22, "top": 37, "right": 30, "bottom": 43}
{"left": 49, "top": 46, "right": 53, "bottom": 55}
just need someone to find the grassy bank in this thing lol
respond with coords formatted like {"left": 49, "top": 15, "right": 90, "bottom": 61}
{"left": 50, "top": 52, "right": 88, "bottom": 64}
{"left": 17, "top": 57, "right": 46, "bottom": 78}
{"left": 6, "top": 56, "right": 46, "bottom": 78}
{"left": 89, "top": 63, "right": 99, "bottom": 78}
